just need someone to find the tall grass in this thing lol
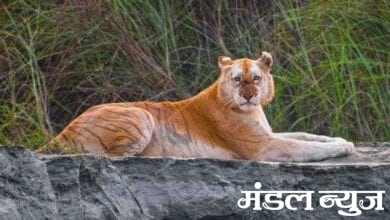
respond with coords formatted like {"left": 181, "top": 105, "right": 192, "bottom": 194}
{"left": 0, "top": 0, "right": 389, "bottom": 149}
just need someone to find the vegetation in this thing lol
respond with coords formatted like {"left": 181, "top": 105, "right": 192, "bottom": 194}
{"left": 0, "top": 0, "right": 389, "bottom": 149}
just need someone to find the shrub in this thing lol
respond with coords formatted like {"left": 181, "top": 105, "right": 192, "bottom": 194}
{"left": 0, "top": 0, "right": 388, "bottom": 148}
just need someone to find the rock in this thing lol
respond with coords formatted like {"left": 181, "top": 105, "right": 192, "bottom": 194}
{"left": 0, "top": 146, "right": 58, "bottom": 219}
{"left": 0, "top": 143, "right": 389, "bottom": 219}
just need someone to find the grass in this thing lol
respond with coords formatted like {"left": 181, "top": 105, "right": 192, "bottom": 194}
{"left": 0, "top": 0, "right": 389, "bottom": 149}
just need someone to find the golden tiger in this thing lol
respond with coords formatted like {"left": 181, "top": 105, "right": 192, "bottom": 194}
{"left": 36, "top": 52, "right": 355, "bottom": 161}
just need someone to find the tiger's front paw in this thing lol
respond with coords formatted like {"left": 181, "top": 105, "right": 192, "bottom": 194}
{"left": 330, "top": 141, "right": 356, "bottom": 157}
{"left": 345, "top": 141, "right": 357, "bottom": 155}
{"left": 329, "top": 137, "right": 348, "bottom": 143}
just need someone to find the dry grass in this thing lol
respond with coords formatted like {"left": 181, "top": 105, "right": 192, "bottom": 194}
{"left": 0, "top": 0, "right": 389, "bottom": 148}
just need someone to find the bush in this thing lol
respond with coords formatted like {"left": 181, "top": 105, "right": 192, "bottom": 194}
{"left": 0, "top": 0, "right": 389, "bottom": 148}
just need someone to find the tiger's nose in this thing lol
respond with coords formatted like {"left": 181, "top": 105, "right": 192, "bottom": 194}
{"left": 243, "top": 94, "right": 254, "bottom": 101}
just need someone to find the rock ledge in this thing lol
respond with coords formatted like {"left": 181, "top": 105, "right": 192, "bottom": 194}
{"left": 0, "top": 143, "right": 389, "bottom": 219}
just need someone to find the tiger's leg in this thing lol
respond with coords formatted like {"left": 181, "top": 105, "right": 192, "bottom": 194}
{"left": 257, "top": 136, "right": 355, "bottom": 162}
{"left": 37, "top": 106, "right": 155, "bottom": 156}
{"left": 100, "top": 106, "right": 155, "bottom": 156}
{"left": 273, "top": 132, "right": 348, "bottom": 143}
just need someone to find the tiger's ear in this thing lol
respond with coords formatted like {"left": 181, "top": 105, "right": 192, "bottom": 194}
{"left": 257, "top": 52, "right": 273, "bottom": 69}
{"left": 218, "top": 56, "right": 233, "bottom": 69}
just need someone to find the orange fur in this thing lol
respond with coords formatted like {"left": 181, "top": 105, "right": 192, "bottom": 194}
{"left": 37, "top": 52, "right": 354, "bottom": 162}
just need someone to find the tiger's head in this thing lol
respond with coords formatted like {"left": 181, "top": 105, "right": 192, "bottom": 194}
{"left": 217, "top": 52, "right": 274, "bottom": 112}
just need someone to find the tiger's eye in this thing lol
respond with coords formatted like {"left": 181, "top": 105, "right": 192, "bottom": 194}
{"left": 233, "top": 76, "right": 241, "bottom": 82}
{"left": 254, "top": 75, "right": 261, "bottom": 81}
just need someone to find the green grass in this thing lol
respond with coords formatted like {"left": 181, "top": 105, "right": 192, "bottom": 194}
{"left": 0, "top": 0, "right": 389, "bottom": 149}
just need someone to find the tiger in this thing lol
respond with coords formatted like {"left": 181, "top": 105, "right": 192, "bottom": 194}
{"left": 36, "top": 52, "right": 355, "bottom": 162}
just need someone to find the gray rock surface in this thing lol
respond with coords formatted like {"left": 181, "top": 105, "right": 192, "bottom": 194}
{"left": 0, "top": 143, "right": 389, "bottom": 219}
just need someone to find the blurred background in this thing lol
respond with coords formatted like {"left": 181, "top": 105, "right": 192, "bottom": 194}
{"left": 0, "top": 0, "right": 389, "bottom": 149}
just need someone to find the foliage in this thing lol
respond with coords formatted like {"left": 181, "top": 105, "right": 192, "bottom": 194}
{"left": 0, "top": 0, "right": 389, "bottom": 148}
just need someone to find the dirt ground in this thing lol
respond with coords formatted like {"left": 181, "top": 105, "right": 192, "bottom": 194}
{"left": 315, "top": 142, "right": 390, "bottom": 164}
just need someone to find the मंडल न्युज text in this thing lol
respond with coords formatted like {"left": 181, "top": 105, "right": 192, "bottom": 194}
{"left": 237, "top": 182, "right": 384, "bottom": 216}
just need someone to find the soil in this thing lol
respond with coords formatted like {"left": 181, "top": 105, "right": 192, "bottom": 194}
{"left": 314, "top": 142, "right": 390, "bottom": 164}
